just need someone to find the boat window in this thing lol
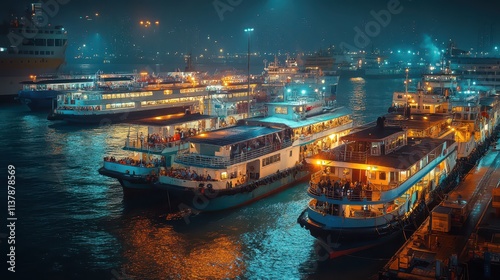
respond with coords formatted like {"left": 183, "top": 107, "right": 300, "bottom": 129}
{"left": 274, "top": 106, "right": 288, "bottom": 114}
{"left": 35, "top": 39, "right": 46, "bottom": 46}
{"left": 47, "top": 39, "right": 54, "bottom": 46}
{"left": 22, "top": 39, "right": 34, "bottom": 46}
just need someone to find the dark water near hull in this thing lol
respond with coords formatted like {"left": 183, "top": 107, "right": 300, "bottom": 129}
{"left": 0, "top": 75, "right": 406, "bottom": 279}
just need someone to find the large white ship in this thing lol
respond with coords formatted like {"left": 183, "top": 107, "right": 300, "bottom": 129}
{"left": 0, "top": 3, "right": 67, "bottom": 101}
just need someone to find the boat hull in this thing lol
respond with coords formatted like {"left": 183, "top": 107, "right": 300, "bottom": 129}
{"left": 298, "top": 201, "right": 428, "bottom": 258}
{"left": 98, "top": 167, "right": 157, "bottom": 196}
{"left": 18, "top": 90, "right": 60, "bottom": 111}
{"left": 156, "top": 169, "right": 311, "bottom": 212}
{"left": 49, "top": 106, "right": 190, "bottom": 124}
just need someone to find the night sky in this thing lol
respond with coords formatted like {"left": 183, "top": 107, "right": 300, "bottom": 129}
{"left": 3, "top": 0, "right": 499, "bottom": 57}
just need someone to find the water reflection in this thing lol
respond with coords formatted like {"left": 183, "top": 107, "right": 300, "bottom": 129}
{"left": 349, "top": 77, "right": 367, "bottom": 124}
{"left": 119, "top": 218, "right": 244, "bottom": 279}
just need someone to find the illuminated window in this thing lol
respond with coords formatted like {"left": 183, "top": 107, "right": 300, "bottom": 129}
{"left": 274, "top": 107, "right": 288, "bottom": 114}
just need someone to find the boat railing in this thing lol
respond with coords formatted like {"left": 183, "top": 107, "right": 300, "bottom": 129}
{"left": 175, "top": 139, "right": 293, "bottom": 168}
{"left": 174, "top": 153, "right": 229, "bottom": 168}
{"left": 125, "top": 137, "right": 185, "bottom": 153}
{"left": 103, "top": 156, "right": 162, "bottom": 169}
{"left": 308, "top": 198, "right": 402, "bottom": 220}
{"left": 307, "top": 184, "right": 375, "bottom": 202}
{"left": 230, "top": 139, "right": 293, "bottom": 163}
{"left": 317, "top": 149, "right": 368, "bottom": 163}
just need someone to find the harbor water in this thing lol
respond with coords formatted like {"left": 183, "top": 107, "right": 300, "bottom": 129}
{"left": 1, "top": 75, "right": 406, "bottom": 279}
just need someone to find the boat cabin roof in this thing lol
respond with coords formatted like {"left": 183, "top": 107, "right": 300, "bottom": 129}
{"left": 188, "top": 125, "right": 282, "bottom": 146}
{"left": 126, "top": 113, "right": 214, "bottom": 127}
{"left": 20, "top": 78, "right": 94, "bottom": 85}
{"left": 384, "top": 114, "right": 450, "bottom": 130}
{"left": 258, "top": 106, "right": 351, "bottom": 129}
{"left": 367, "top": 138, "right": 452, "bottom": 169}
{"left": 341, "top": 125, "right": 404, "bottom": 142}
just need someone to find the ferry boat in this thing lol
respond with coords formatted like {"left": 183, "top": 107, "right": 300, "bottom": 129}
{"left": 388, "top": 72, "right": 500, "bottom": 159}
{"left": 298, "top": 119, "right": 458, "bottom": 258}
{"left": 261, "top": 56, "right": 339, "bottom": 103}
{"left": 48, "top": 78, "right": 208, "bottom": 124}
{"left": 154, "top": 99, "right": 354, "bottom": 212}
{"left": 99, "top": 113, "right": 220, "bottom": 195}
{"left": 0, "top": 3, "right": 67, "bottom": 102}
{"left": 379, "top": 130, "right": 500, "bottom": 280}
{"left": 98, "top": 79, "right": 261, "bottom": 194}
{"left": 17, "top": 73, "right": 136, "bottom": 111}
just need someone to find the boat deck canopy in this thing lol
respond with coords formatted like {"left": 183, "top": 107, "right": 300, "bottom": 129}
{"left": 126, "top": 113, "right": 213, "bottom": 127}
{"left": 367, "top": 138, "right": 452, "bottom": 169}
{"left": 341, "top": 126, "right": 404, "bottom": 142}
{"left": 188, "top": 125, "right": 282, "bottom": 146}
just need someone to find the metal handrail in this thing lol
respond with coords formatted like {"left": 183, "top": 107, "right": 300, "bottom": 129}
{"left": 175, "top": 139, "right": 293, "bottom": 168}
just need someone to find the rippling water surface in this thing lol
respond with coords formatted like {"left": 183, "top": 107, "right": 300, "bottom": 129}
{"left": 1, "top": 77, "right": 405, "bottom": 280}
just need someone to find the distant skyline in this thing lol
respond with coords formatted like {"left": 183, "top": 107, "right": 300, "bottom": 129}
{"left": 3, "top": 0, "right": 499, "bottom": 56}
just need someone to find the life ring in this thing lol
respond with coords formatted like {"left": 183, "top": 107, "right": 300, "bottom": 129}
{"left": 207, "top": 183, "right": 213, "bottom": 189}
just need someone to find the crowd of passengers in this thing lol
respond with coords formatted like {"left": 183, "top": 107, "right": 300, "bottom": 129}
{"left": 159, "top": 167, "right": 214, "bottom": 181}
{"left": 312, "top": 178, "right": 373, "bottom": 201}
{"left": 104, "top": 156, "right": 165, "bottom": 168}
{"left": 293, "top": 116, "right": 350, "bottom": 140}
{"left": 137, "top": 128, "right": 200, "bottom": 146}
